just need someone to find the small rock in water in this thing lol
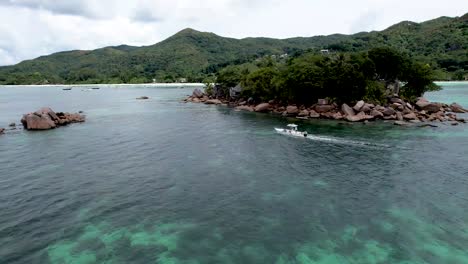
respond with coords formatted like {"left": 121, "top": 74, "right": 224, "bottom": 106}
{"left": 450, "top": 103, "right": 468, "bottom": 113}
{"left": 235, "top": 105, "right": 254, "bottom": 112}
{"left": 205, "top": 99, "right": 222, "bottom": 105}
{"left": 254, "top": 103, "right": 270, "bottom": 112}
{"left": 394, "top": 121, "right": 409, "bottom": 126}
{"left": 9, "top": 123, "right": 16, "bottom": 127}
{"left": 419, "top": 124, "right": 438, "bottom": 128}
{"left": 0, "top": 128, "right": 5, "bottom": 134}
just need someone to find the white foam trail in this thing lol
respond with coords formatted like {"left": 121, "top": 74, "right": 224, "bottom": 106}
{"left": 306, "top": 134, "right": 392, "bottom": 148}
{"left": 275, "top": 131, "right": 393, "bottom": 149}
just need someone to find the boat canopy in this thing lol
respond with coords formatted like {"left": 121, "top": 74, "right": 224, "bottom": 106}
{"left": 287, "top": 124, "right": 298, "bottom": 127}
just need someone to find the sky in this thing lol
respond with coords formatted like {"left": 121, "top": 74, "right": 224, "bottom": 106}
{"left": 0, "top": 0, "right": 466, "bottom": 66}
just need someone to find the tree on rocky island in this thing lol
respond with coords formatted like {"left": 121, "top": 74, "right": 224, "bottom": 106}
{"left": 215, "top": 47, "right": 440, "bottom": 105}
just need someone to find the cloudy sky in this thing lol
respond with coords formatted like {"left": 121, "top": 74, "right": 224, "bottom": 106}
{"left": 0, "top": 0, "right": 466, "bottom": 66}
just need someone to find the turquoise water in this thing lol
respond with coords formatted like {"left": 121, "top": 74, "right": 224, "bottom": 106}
{"left": 430, "top": 82, "right": 468, "bottom": 106}
{"left": 0, "top": 83, "right": 468, "bottom": 263}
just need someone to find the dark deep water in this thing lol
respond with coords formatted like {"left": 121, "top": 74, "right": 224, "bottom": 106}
{"left": 1, "top": 83, "right": 468, "bottom": 264}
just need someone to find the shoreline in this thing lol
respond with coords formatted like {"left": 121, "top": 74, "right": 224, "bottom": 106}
{"left": 1, "top": 81, "right": 467, "bottom": 87}
{"left": 0, "top": 83, "right": 205, "bottom": 88}
{"left": 184, "top": 89, "right": 467, "bottom": 126}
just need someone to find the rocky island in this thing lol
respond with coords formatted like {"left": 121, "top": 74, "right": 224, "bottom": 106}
{"left": 21, "top": 107, "right": 85, "bottom": 130}
{"left": 185, "top": 46, "right": 467, "bottom": 126}
{"left": 185, "top": 88, "right": 467, "bottom": 126}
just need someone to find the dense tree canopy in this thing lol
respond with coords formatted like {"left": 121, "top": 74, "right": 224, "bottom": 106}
{"left": 216, "top": 47, "right": 440, "bottom": 104}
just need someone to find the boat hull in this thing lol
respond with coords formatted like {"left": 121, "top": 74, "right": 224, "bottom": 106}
{"left": 274, "top": 128, "right": 308, "bottom": 138}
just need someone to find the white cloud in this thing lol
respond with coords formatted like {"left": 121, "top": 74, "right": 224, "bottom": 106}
{"left": 0, "top": 0, "right": 466, "bottom": 66}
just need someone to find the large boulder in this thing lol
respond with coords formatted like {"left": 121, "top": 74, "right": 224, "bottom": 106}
{"left": 450, "top": 103, "right": 467, "bottom": 113}
{"left": 361, "top": 103, "right": 375, "bottom": 113}
{"left": 298, "top": 109, "right": 310, "bottom": 117}
{"left": 254, "top": 103, "right": 270, "bottom": 112}
{"left": 346, "top": 115, "right": 362, "bottom": 122}
{"left": 341, "top": 104, "right": 355, "bottom": 116}
{"left": 390, "top": 103, "right": 405, "bottom": 111}
{"left": 346, "top": 112, "right": 373, "bottom": 122}
{"left": 353, "top": 100, "right": 365, "bottom": 112}
{"left": 390, "top": 97, "right": 404, "bottom": 104}
{"left": 315, "top": 104, "right": 335, "bottom": 113}
{"left": 382, "top": 107, "right": 396, "bottom": 116}
{"left": 415, "top": 97, "right": 441, "bottom": 113}
{"left": 332, "top": 112, "right": 343, "bottom": 120}
{"left": 320, "top": 112, "right": 335, "bottom": 119}
{"left": 309, "top": 110, "right": 320, "bottom": 118}
{"left": 21, "top": 113, "right": 56, "bottom": 130}
{"left": 396, "top": 112, "right": 404, "bottom": 121}
{"left": 192, "top": 88, "right": 204, "bottom": 98}
{"left": 35, "top": 107, "right": 59, "bottom": 121}
{"left": 403, "top": 112, "right": 418, "bottom": 120}
{"left": 370, "top": 110, "right": 384, "bottom": 118}
{"left": 360, "top": 104, "right": 372, "bottom": 113}
{"left": 286, "top": 106, "right": 299, "bottom": 115}
{"left": 421, "top": 103, "right": 441, "bottom": 113}
{"left": 415, "top": 97, "right": 429, "bottom": 108}
{"left": 374, "top": 105, "right": 386, "bottom": 112}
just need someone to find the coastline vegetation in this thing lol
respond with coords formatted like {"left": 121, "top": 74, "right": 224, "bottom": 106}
{"left": 214, "top": 47, "right": 440, "bottom": 104}
{"left": 0, "top": 13, "right": 466, "bottom": 85}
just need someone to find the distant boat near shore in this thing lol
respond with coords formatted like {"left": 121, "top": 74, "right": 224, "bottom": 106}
{"left": 62, "top": 88, "right": 72, "bottom": 90}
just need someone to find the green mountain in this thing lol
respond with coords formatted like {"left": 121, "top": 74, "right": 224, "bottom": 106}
{"left": 0, "top": 13, "right": 466, "bottom": 85}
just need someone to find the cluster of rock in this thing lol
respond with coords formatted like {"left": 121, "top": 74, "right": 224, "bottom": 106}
{"left": 185, "top": 88, "right": 467, "bottom": 125}
{"left": 185, "top": 88, "right": 227, "bottom": 105}
{"left": 21, "top": 107, "right": 85, "bottom": 130}
{"left": 0, "top": 123, "right": 17, "bottom": 135}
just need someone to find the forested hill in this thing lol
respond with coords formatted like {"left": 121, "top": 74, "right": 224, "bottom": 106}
{"left": 0, "top": 13, "right": 466, "bottom": 85}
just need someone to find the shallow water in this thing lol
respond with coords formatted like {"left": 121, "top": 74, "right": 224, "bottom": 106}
{"left": 1, "top": 83, "right": 468, "bottom": 263}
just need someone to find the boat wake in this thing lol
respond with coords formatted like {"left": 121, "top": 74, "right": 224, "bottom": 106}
{"left": 305, "top": 134, "right": 392, "bottom": 148}
{"left": 276, "top": 131, "right": 395, "bottom": 149}
{"left": 274, "top": 125, "right": 398, "bottom": 149}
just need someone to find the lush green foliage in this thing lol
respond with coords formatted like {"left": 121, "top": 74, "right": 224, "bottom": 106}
{"left": 0, "top": 13, "right": 466, "bottom": 85}
{"left": 219, "top": 47, "right": 440, "bottom": 104}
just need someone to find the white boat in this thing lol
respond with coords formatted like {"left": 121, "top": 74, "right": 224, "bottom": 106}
{"left": 275, "top": 124, "right": 308, "bottom": 138}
